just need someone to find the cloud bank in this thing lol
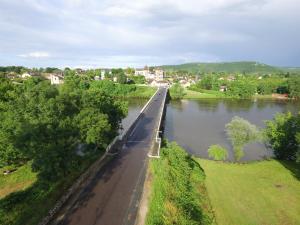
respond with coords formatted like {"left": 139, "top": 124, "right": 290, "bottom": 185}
{"left": 0, "top": 0, "right": 299, "bottom": 68}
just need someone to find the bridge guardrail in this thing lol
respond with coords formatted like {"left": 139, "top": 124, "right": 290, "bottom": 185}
{"left": 148, "top": 88, "right": 167, "bottom": 158}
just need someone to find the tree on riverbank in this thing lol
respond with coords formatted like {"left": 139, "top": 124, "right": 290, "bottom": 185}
{"left": 226, "top": 117, "right": 261, "bottom": 161}
{"left": 265, "top": 112, "right": 300, "bottom": 162}
{"left": 170, "top": 83, "right": 185, "bottom": 99}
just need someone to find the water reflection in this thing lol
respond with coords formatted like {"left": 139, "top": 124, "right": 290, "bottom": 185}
{"left": 165, "top": 99, "right": 300, "bottom": 161}
{"left": 121, "top": 99, "right": 148, "bottom": 131}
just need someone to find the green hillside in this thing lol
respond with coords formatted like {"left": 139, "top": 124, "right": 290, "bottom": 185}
{"left": 159, "top": 61, "right": 284, "bottom": 74}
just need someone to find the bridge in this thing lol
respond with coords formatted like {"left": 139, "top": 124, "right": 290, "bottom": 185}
{"left": 46, "top": 87, "right": 168, "bottom": 225}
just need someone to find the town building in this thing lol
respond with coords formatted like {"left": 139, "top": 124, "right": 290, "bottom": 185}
{"left": 50, "top": 73, "right": 64, "bottom": 85}
{"left": 135, "top": 66, "right": 165, "bottom": 81}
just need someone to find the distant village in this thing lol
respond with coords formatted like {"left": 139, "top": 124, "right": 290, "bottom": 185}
{"left": 2, "top": 65, "right": 282, "bottom": 95}
{"left": 1, "top": 66, "right": 199, "bottom": 88}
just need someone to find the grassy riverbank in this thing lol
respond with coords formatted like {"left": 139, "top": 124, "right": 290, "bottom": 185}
{"left": 183, "top": 89, "right": 227, "bottom": 99}
{"left": 198, "top": 159, "right": 300, "bottom": 225}
{"left": 125, "top": 86, "right": 156, "bottom": 98}
{"left": 146, "top": 142, "right": 215, "bottom": 225}
{"left": 184, "top": 89, "right": 281, "bottom": 100}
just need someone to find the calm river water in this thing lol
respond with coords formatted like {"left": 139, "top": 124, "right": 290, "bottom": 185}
{"left": 125, "top": 98, "right": 300, "bottom": 161}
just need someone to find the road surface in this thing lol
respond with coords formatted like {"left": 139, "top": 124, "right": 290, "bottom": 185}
{"left": 51, "top": 87, "right": 167, "bottom": 225}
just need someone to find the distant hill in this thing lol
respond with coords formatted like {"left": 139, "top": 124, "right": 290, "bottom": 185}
{"left": 159, "top": 61, "right": 297, "bottom": 74}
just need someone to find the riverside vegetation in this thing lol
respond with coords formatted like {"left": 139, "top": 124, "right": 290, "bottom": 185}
{"left": 0, "top": 74, "right": 155, "bottom": 225}
{"left": 146, "top": 142, "right": 215, "bottom": 225}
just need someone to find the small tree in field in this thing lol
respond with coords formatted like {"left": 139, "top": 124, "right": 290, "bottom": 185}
{"left": 208, "top": 145, "right": 228, "bottom": 161}
{"left": 226, "top": 116, "right": 261, "bottom": 161}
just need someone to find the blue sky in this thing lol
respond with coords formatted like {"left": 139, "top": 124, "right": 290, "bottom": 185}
{"left": 0, "top": 0, "right": 299, "bottom": 68}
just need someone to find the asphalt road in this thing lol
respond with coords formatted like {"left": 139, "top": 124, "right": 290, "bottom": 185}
{"left": 51, "top": 87, "right": 167, "bottom": 225}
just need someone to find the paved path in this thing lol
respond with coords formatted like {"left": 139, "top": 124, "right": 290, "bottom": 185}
{"left": 51, "top": 87, "right": 167, "bottom": 225}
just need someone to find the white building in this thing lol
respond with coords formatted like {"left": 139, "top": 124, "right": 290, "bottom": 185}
{"left": 135, "top": 67, "right": 150, "bottom": 77}
{"left": 21, "top": 72, "right": 32, "bottom": 79}
{"left": 154, "top": 68, "right": 164, "bottom": 80}
{"left": 150, "top": 80, "right": 169, "bottom": 87}
{"left": 50, "top": 74, "right": 64, "bottom": 85}
{"left": 100, "top": 71, "right": 105, "bottom": 79}
{"left": 135, "top": 66, "right": 165, "bottom": 81}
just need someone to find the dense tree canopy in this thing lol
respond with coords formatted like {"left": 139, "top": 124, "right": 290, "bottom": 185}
{"left": 265, "top": 112, "right": 300, "bottom": 162}
{"left": 288, "top": 76, "right": 300, "bottom": 99}
{"left": 226, "top": 79, "right": 257, "bottom": 98}
{"left": 0, "top": 76, "right": 127, "bottom": 180}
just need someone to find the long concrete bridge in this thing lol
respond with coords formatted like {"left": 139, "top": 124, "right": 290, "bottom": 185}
{"left": 47, "top": 87, "right": 168, "bottom": 225}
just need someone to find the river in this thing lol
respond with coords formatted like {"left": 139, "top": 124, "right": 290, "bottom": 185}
{"left": 125, "top": 98, "right": 300, "bottom": 161}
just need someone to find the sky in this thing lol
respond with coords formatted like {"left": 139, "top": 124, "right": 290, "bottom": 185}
{"left": 0, "top": 0, "right": 299, "bottom": 68}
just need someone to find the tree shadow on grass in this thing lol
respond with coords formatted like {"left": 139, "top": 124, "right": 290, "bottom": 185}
{"left": 279, "top": 160, "right": 300, "bottom": 181}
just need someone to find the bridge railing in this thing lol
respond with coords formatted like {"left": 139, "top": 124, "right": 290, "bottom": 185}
{"left": 148, "top": 88, "right": 167, "bottom": 158}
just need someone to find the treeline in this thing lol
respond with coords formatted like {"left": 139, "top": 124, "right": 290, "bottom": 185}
{"left": 190, "top": 74, "right": 300, "bottom": 98}
{"left": 0, "top": 75, "right": 127, "bottom": 180}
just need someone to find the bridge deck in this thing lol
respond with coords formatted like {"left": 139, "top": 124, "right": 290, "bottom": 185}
{"left": 51, "top": 87, "right": 167, "bottom": 225}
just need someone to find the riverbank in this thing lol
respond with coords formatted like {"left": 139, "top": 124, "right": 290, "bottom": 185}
{"left": 198, "top": 159, "right": 300, "bottom": 225}
{"left": 183, "top": 89, "right": 228, "bottom": 99}
{"left": 183, "top": 89, "right": 290, "bottom": 100}
{"left": 123, "top": 86, "right": 156, "bottom": 98}
{"left": 146, "top": 142, "right": 215, "bottom": 225}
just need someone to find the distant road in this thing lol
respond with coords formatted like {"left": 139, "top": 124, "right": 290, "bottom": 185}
{"left": 51, "top": 87, "right": 167, "bottom": 225}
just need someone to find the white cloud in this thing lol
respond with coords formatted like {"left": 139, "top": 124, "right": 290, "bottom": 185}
{"left": 18, "top": 51, "right": 50, "bottom": 58}
{"left": 0, "top": 0, "right": 299, "bottom": 67}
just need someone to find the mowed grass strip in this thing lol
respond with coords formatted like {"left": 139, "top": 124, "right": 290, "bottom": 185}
{"left": 184, "top": 89, "right": 227, "bottom": 99}
{"left": 0, "top": 163, "right": 37, "bottom": 199}
{"left": 198, "top": 159, "right": 300, "bottom": 225}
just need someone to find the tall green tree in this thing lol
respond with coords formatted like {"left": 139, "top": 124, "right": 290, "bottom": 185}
{"left": 170, "top": 83, "right": 185, "bottom": 99}
{"left": 288, "top": 76, "right": 300, "bottom": 99}
{"left": 226, "top": 116, "right": 261, "bottom": 161}
{"left": 265, "top": 112, "right": 300, "bottom": 161}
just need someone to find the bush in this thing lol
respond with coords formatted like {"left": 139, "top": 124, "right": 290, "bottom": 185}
{"left": 208, "top": 145, "right": 228, "bottom": 161}
{"left": 170, "top": 83, "right": 185, "bottom": 99}
{"left": 146, "top": 142, "right": 214, "bottom": 225}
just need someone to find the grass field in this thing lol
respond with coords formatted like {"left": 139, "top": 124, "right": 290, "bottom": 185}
{"left": 126, "top": 86, "right": 156, "bottom": 98}
{"left": 184, "top": 89, "right": 224, "bottom": 99}
{"left": 198, "top": 159, "right": 300, "bottom": 225}
{"left": 0, "top": 163, "right": 37, "bottom": 198}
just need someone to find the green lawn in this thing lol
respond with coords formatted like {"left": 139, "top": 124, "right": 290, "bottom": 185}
{"left": 126, "top": 86, "right": 156, "bottom": 98}
{"left": 198, "top": 159, "right": 300, "bottom": 225}
{"left": 0, "top": 163, "right": 37, "bottom": 198}
{"left": 184, "top": 89, "right": 227, "bottom": 99}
